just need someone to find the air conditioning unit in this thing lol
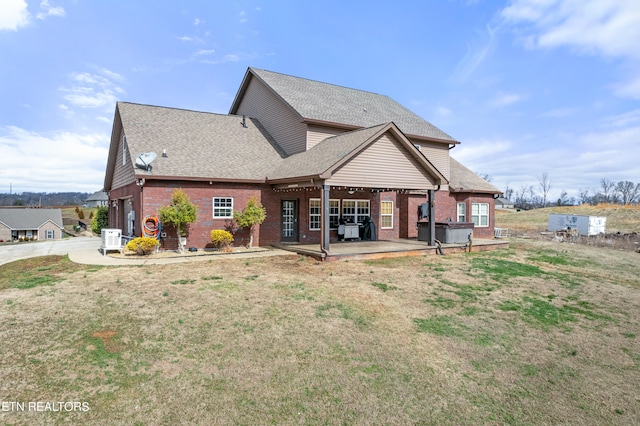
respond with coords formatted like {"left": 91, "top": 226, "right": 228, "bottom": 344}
{"left": 101, "top": 228, "right": 123, "bottom": 255}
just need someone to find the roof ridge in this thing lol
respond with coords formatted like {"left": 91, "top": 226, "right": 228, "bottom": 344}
{"left": 118, "top": 101, "right": 232, "bottom": 118}
{"left": 250, "top": 67, "right": 390, "bottom": 98}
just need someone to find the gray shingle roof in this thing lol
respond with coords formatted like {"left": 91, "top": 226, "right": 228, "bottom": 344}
{"left": 118, "top": 102, "right": 286, "bottom": 181}
{"left": 86, "top": 190, "right": 108, "bottom": 202}
{"left": 237, "top": 68, "right": 459, "bottom": 143}
{"left": 0, "top": 208, "right": 63, "bottom": 230}
{"left": 449, "top": 157, "right": 502, "bottom": 194}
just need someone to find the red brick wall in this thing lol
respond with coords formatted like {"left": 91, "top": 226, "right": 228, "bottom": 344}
{"left": 436, "top": 191, "right": 497, "bottom": 239}
{"left": 109, "top": 181, "right": 497, "bottom": 248}
{"left": 141, "top": 181, "right": 265, "bottom": 248}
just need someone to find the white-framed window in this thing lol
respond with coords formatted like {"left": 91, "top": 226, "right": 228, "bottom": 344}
{"left": 122, "top": 135, "right": 127, "bottom": 166}
{"left": 381, "top": 201, "right": 393, "bottom": 229}
{"left": 309, "top": 199, "right": 321, "bottom": 230}
{"left": 457, "top": 203, "right": 466, "bottom": 222}
{"left": 342, "top": 199, "right": 370, "bottom": 224}
{"left": 471, "top": 203, "right": 489, "bottom": 227}
{"left": 309, "top": 199, "right": 340, "bottom": 230}
{"left": 213, "top": 197, "right": 233, "bottom": 218}
{"left": 329, "top": 199, "right": 340, "bottom": 229}
{"left": 45, "top": 230, "right": 55, "bottom": 239}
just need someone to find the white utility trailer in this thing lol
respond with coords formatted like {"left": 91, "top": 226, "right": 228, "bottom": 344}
{"left": 547, "top": 214, "right": 606, "bottom": 236}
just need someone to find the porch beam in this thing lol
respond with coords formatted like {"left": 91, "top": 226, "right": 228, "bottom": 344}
{"left": 429, "top": 189, "right": 435, "bottom": 246}
{"left": 321, "top": 183, "right": 330, "bottom": 254}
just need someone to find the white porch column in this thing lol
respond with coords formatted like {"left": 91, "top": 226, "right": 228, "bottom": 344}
{"left": 321, "top": 183, "right": 330, "bottom": 253}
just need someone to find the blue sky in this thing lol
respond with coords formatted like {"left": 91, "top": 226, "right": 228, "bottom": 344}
{"left": 1, "top": 0, "right": 639, "bottom": 202}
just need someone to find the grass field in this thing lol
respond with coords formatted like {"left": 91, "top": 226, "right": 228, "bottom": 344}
{"left": 1, "top": 237, "right": 639, "bottom": 425}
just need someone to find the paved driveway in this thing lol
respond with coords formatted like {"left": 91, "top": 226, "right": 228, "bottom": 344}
{"left": 0, "top": 237, "right": 101, "bottom": 266}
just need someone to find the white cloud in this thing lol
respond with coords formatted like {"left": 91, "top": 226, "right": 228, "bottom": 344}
{"left": 194, "top": 49, "right": 216, "bottom": 56}
{"left": 501, "top": 0, "right": 640, "bottom": 58}
{"left": 612, "top": 74, "right": 640, "bottom": 100}
{"left": 0, "top": 126, "right": 109, "bottom": 192}
{"left": 436, "top": 106, "right": 453, "bottom": 117}
{"left": 200, "top": 53, "right": 244, "bottom": 65}
{"left": 451, "top": 25, "right": 496, "bottom": 84}
{"left": 36, "top": 0, "right": 65, "bottom": 20}
{"left": 602, "top": 109, "right": 640, "bottom": 128}
{"left": 489, "top": 92, "right": 526, "bottom": 107}
{"left": 193, "top": 18, "right": 203, "bottom": 26}
{"left": 59, "top": 69, "right": 126, "bottom": 112}
{"left": 0, "top": 0, "right": 29, "bottom": 31}
{"left": 501, "top": 0, "right": 640, "bottom": 100}
{"left": 452, "top": 125, "right": 640, "bottom": 199}
{"left": 539, "top": 107, "right": 578, "bottom": 118}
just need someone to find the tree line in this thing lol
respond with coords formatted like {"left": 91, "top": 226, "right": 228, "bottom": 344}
{"left": 500, "top": 174, "right": 640, "bottom": 209}
{"left": 0, "top": 192, "right": 91, "bottom": 207}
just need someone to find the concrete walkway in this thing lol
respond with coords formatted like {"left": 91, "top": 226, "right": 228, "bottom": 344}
{"left": 0, "top": 237, "right": 293, "bottom": 267}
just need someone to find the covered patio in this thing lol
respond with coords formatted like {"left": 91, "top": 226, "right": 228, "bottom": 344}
{"left": 274, "top": 238, "right": 509, "bottom": 262}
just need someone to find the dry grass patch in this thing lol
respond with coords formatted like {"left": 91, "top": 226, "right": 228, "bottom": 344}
{"left": 0, "top": 242, "right": 639, "bottom": 424}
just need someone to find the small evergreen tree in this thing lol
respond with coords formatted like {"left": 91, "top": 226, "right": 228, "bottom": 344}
{"left": 233, "top": 196, "right": 266, "bottom": 248}
{"left": 158, "top": 189, "right": 197, "bottom": 251}
{"left": 90, "top": 206, "right": 109, "bottom": 234}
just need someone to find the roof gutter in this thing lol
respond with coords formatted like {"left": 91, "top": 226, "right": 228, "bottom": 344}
{"left": 135, "top": 174, "right": 268, "bottom": 184}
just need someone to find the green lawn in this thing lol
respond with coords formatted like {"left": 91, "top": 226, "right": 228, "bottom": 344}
{"left": 0, "top": 238, "right": 639, "bottom": 425}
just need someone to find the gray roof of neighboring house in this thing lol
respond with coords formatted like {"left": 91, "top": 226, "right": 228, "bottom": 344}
{"left": 0, "top": 208, "right": 63, "bottom": 230}
{"left": 449, "top": 157, "right": 502, "bottom": 194}
{"left": 118, "top": 102, "right": 286, "bottom": 181}
{"left": 86, "top": 190, "right": 108, "bottom": 202}
{"left": 496, "top": 197, "right": 514, "bottom": 205}
{"left": 231, "top": 68, "right": 459, "bottom": 143}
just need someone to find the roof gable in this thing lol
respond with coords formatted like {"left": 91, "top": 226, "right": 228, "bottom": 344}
{"left": 230, "top": 68, "right": 459, "bottom": 144}
{"left": 268, "top": 123, "right": 446, "bottom": 189}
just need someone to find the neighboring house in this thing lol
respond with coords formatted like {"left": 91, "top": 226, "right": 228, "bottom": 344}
{"left": 104, "top": 67, "right": 501, "bottom": 250}
{"left": 495, "top": 197, "right": 515, "bottom": 209}
{"left": 0, "top": 208, "right": 64, "bottom": 242}
{"left": 85, "top": 190, "right": 109, "bottom": 207}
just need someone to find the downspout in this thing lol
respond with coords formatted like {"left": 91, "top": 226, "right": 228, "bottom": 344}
{"left": 428, "top": 184, "right": 441, "bottom": 247}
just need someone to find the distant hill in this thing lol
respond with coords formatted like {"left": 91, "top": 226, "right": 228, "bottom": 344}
{"left": 0, "top": 192, "right": 92, "bottom": 207}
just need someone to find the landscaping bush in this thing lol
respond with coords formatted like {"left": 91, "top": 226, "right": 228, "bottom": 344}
{"left": 125, "top": 237, "right": 159, "bottom": 255}
{"left": 91, "top": 206, "right": 108, "bottom": 235}
{"left": 210, "top": 229, "right": 234, "bottom": 250}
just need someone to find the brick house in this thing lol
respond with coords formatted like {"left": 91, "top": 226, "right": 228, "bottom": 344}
{"left": 103, "top": 68, "right": 500, "bottom": 251}
{"left": 0, "top": 208, "right": 64, "bottom": 242}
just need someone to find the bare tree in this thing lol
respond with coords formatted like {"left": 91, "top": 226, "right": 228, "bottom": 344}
{"left": 557, "top": 190, "right": 570, "bottom": 206}
{"left": 503, "top": 182, "right": 513, "bottom": 201}
{"left": 515, "top": 184, "right": 529, "bottom": 209}
{"left": 616, "top": 181, "right": 640, "bottom": 205}
{"left": 579, "top": 188, "right": 590, "bottom": 205}
{"left": 538, "top": 172, "right": 551, "bottom": 207}
{"left": 600, "top": 178, "right": 616, "bottom": 203}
